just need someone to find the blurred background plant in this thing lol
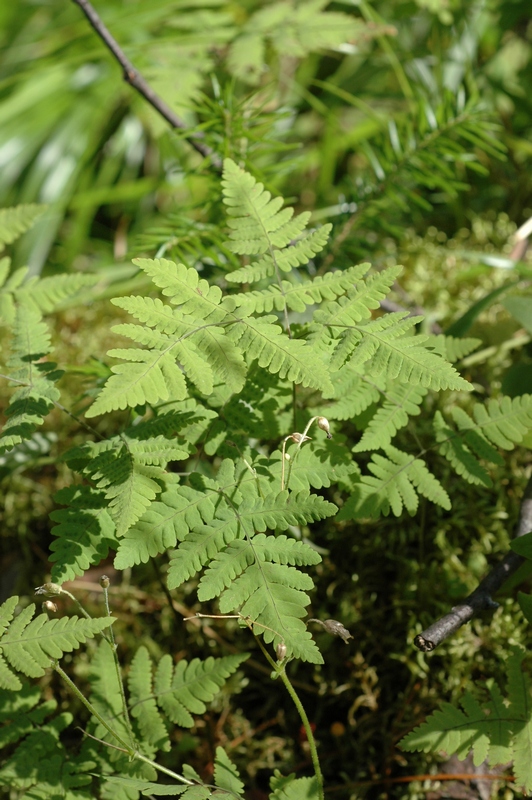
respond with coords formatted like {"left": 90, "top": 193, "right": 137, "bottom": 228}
{"left": 1, "top": 0, "right": 532, "bottom": 797}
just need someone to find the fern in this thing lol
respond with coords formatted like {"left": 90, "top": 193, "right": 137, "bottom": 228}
{"left": 129, "top": 648, "right": 248, "bottom": 738}
{"left": 0, "top": 597, "right": 113, "bottom": 691}
{"left": 353, "top": 384, "right": 428, "bottom": 452}
{"left": 400, "top": 647, "right": 532, "bottom": 793}
{"left": 0, "top": 205, "right": 45, "bottom": 247}
{"left": 435, "top": 395, "right": 532, "bottom": 487}
{"left": 338, "top": 446, "right": 451, "bottom": 520}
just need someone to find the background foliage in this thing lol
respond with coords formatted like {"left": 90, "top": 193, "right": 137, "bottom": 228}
{"left": 1, "top": 0, "right": 532, "bottom": 798}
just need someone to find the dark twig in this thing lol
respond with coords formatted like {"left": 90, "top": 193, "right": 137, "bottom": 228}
{"left": 414, "top": 473, "right": 532, "bottom": 652}
{"left": 71, "top": 0, "right": 221, "bottom": 169}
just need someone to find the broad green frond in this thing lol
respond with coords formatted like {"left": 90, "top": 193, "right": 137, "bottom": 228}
{"left": 270, "top": 773, "right": 321, "bottom": 800}
{"left": 227, "top": 315, "right": 332, "bottom": 392}
{"left": 222, "top": 158, "right": 310, "bottom": 255}
{"left": 18, "top": 273, "right": 99, "bottom": 314}
{"left": 0, "top": 306, "right": 61, "bottom": 453}
{"left": 132, "top": 258, "right": 227, "bottom": 323}
{"left": 309, "top": 264, "right": 398, "bottom": 351}
{"left": 128, "top": 647, "right": 170, "bottom": 752}
{"left": 49, "top": 485, "right": 118, "bottom": 584}
{"left": 225, "top": 264, "right": 369, "bottom": 313}
{"left": 114, "top": 482, "right": 220, "bottom": 569}
{"left": 219, "top": 549, "right": 321, "bottom": 663}
{"left": 225, "top": 226, "right": 331, "bottom": 284}
{"left": 0, "top": 597, "right": 113, "bottom": 689}
{"left": 435, "top": 396, "right": 532, "bottom": 486}
{"left": 401, "top": 648, "right": 532, "bottom": 793}
{"left": 167, "top": 511, "right": 242, "bottom": 589}
{"left": 330, "top": 313, "right": 472, "bottom": 391}
{"left": 152, "top": 652, "right": 248, "bottom": 728}
{"left": 353, "top": 384, "right": 427, "bottom": 451}
{"left": 425, "top": 334, "right": 482, "bottom": 362}
{"left": 89, "top": 640, "right": 133, "bottom": 755}
{"left": 338, "top": 446, "right": 450, "bottom": 519}
{"left": 214, "top": 747, "right": 245, "bottom": 797}
{"left": 323, "top": 366, "right": 383, "bottom": 421}
{"left": 0, "top": 205, "right": 45, "bottom": 247}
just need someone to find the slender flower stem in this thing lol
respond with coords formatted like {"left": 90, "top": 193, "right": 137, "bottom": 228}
{"left": 254, "top": 639, "right": 324, "bottom": 800}
{"left": 101, "top": 579, "right": 135, "bottom": 748}
{"left": 53, "top": 662, "right": 195, "bottom": 786}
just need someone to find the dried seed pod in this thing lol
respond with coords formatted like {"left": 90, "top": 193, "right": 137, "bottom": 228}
{"left": 42, "top": 600, "right": 58, "bottom": 614}
{"left": 99, "top": 575, "right": 110, "bottom": 589}
{"left": 308, "top": 617, "right": 353, "bottom": 644}
{"left": 289, "top": 432, "right": 312, "bottom": 444}
{"left": 276, "top": 642, "right": 287, "bottom": 661}
{"left": 317, "top": 416, "right": 332, "bottom": 439}
{"left": 35, "top": 583, "right": 63, "bottom": 596}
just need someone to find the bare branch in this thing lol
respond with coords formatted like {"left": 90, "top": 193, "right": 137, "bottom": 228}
{"left": 414, "top": 473, "right": 532, "bottom": 652}
{"left": 71, "top": 0, "right": 221, "bottom": 169}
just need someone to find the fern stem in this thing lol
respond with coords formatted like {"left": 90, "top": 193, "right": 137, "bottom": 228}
{"left": 101, "top": 578, "right": 136, "bottom": 749}
{"left": 255, "top": 639, "right": 324, "bottom": 800}
{"left": 53, "top": 662, "right": 196, "bottom": 786}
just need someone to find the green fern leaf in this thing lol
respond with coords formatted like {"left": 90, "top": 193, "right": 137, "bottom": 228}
{"left": 199, "top": 534, "right": 322, "bottom": 663}
{"left": 0, "top": 205, "right": 45, "bottom": 247}
{"left": 167, "top": 511, "right": 242, "bottom": 589}
{"left": 401, "top": 648, "right": 532, "bottom": 792}
{"left": 225, "top": 264, "right": 369, "bottom": 313}
{"left": 433, "top": 411, "right": 493, "bottom": 487}
{"left": 330, "top": 312, "right": 472, "bottom": 391}
{"left": 18, "top": 273, "right": 99, "bottom": 314}
{"left": 322, "top": 365, "right": 383, "bottom": 421}
{"left": 0, "top": 598, "right": 114, "bottom": 687}
{"left": 262, "top": 443, "right": 360, "bottom": 492}
{"left": 214, "top": 747, "right": 245, "bottom": 796}
{"left": 353, "top": 384, "right": 427, "bottom": 451}
{"left": 114, "top": 482, "right": 220, "bottom": 569}
{"left": 153, "top": 652, "right": 248, "bottom": 728}
{"left": 226, "top": 226, "right": 331, "bottom": 284}
{"left": 49, "top": 485, "right": 118, "bottom": 584}
{"left": 227, "top": 315, "right": 331, "bottom": 392}
{"left": 338, "top": 446, "right": 450, "bottom": 519}
{"left": 469, "top": 395, "right": 532, "bottom": 449}
{"left": 270, "top": 773, "right": 321, "bottom": 800}
{"left": 88, "top": 640, "right": 134, "bottom": 756}
{"left": 425, "top": 334, "right": 481, "bottom": 362}
{"left": 128, "top": 646, "right": 169, "bottom": 752}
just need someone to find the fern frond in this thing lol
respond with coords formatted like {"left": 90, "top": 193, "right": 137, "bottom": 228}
{"left": 0, "top": 306, "right": 61, "bottom": 453}
{"left": 0, "top": 597, "right": 113, "bottom": 690}
{"left": 128, "top": 647, "right": 169, "bottom": 752}
{"left": 152, "top": 651, "right": 248, "bottom": 728}
{"left": 425, "top": 334, "right": 481, "bottom": 362}
{"left": 214, "top": 747, "right": 245, "bottom": 797}
{"left": 88, "top": 640, "right": 134, "bottom": 756}
{"left": 49, "top": 485, "right": 118, "bottom": 584}
{"left": 0, "top": 205, "right": 45, "bottom": 247}
{"left": 18, "top": 273, "right": 99, "bottom": 314}
{"left": 401, "top": 647, "right": 532, "bottom": 793}
{"left": 435, "top": 396, "right": 532, "bottom": 486}
{"left": 198, "top": 534, "right": 322, "bottom": 663}
{"left": 270, "top": 773, "right": 321, "bottom": 800}
{"left": 114, "top": 482, "right": 220, "bottom": 569}
{"left": 225, "top": 226, "right": 331, "bottom": 284}
{"left": 329, "top": 312, "right": 472, "bottom": 391}
{"left": 322, "top": 365, "right": 383, "bottom": 421}
{"left": 353, "top": 384, "right": 428, "bottom": 452}
{"left": 263, "top": 443, "right": 360, "bottom": 492}
{"left": 225, "top": 264, "right": 369, "bottom": 313}
{"left": 227, "top": 315, "right": 331, "bottom": 392}
{"left": 338, "top": 446, "right": 451, "bottom": 520}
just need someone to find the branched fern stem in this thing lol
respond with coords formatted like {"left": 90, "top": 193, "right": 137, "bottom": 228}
{"left": 101, "top": 581, "right": 135, "bottom": 749}
{"left": 254, "top": 637, "right": 324, "bottom": 800}
{"left": 54, "top": 662, "right": 195, "bottom": 786}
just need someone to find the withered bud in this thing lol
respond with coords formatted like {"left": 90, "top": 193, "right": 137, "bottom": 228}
{"left": 284, "top": 452, "right": 291, "bottom": 461}
{"left": 308, "top": 618, "right": 353, "bottom": 644}
{"left": 35, "top": 583, "right": 63, "bottom": 597}
{"left": 99, "top": 575, "right": 110, "bottom": 589}
{"left": 276, "top": 642, "right": 287, "bottom": 661}
{"left": 42, "top": 600, "right": 58, "bottom": 614}
{"left": 289, "top": 432, "right": 312, "bottom": 444}
{"left": 317, "top": 417, "right": 332, "bottom": 439}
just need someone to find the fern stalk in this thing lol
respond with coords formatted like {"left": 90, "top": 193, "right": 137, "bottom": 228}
{"left": 255, "top": 636, "right": 325, "bottom": 800}
{"left": 53, "top": 662, "right": 196, "bottom": 786}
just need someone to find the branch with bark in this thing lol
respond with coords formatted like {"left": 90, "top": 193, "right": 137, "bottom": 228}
{"left": 415, "top": 474, "right": 532, "bottom": 652}
{"left": 71, "top": 0, "right": 221, "bottom": 170}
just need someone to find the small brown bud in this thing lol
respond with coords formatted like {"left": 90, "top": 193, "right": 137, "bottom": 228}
{"left": 289, "top": 432, "right": 312, "bottom": 444}
{"left": 42, "top": 600, "right": 58, "bottom": 614}
{"left": 99, "top": 575, "right": 110, "bottom": 589}
{"left": 317, "top": 417, "right": 332, "bottom": 439}
{"left": 276, "top": 642, "right": 287, "bottom": 661}
{"left": 35, "top": 583, "right": 63, "bottom": 597}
